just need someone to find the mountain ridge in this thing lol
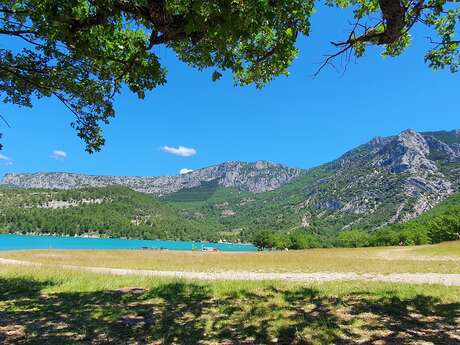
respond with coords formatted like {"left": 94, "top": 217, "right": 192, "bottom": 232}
{"left": 1, "top": 160, "right": 303, "bottom": 195}
{"left": 1, "top": 128, "right": 460, "bottom": 242}
{"left": 164, "top": 128, "right": 460, "bottom": 235}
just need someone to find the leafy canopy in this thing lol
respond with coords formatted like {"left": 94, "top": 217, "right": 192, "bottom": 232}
{"left": 0, "top": 0, "right": 458, "bottom": 151}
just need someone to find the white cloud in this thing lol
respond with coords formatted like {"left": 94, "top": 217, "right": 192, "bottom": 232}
{"left": 0, "top": 153, "right": 12, "bottom": 166}
{"left": 51, "top": 150, "right": 67, "bottom": 160}
{"left": 179, "top": 168, "right": 194, "bottom": 175}
{"left": 161, "top": 145, "right": 197, "bottom": 157}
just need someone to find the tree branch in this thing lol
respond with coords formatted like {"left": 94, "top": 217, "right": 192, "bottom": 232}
{"left": 0, "top": 114, "right": 11, "bottom": 128}
{"left": 0, "top": 29, "right": 35, "bottom": 35}
{"left": 315, "top": 0, "right": 427, "bottom": 76}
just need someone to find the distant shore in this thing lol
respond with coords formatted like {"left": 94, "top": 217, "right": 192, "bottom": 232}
{"left": 0, "top": 233, "right": 257, "bottom": 252}
{"left": 1, "top": 231, "right": 253, "bottom": 244}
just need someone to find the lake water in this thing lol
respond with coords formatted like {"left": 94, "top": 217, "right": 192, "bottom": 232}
{"left": 0, "top": 234, "right": 257, "bottom": 252}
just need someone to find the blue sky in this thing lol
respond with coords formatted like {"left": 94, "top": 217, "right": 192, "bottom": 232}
{"left": 0, "top": 5, "right": 458, "bottom": 178}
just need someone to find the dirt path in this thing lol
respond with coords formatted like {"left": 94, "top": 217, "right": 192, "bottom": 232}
{"left": 2, "top": 257, "right": 460, "bottom": 286}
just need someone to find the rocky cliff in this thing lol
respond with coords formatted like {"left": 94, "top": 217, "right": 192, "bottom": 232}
{"left": 1, "top": 160, "right": 303, "bottom": 195}
{"left": 309, "top": 129, "right": 459, "bottom": 225}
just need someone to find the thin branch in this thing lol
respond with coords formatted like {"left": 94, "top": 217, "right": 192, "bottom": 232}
{"left": 312, "top": 44, "right": 354, "bottom": 78}
{"left": 0, "top": 29, "right": 35, "bottom": 35}
{"left": 0, "top": 8, "right": 29, "bottom": 15}
{"left": 53, "top": 93, "right": 83, "bottom": 120}
{"left": 427, "top": 37, "right": 460, "bottom": 46}
{"left": 0, "top": 31, "right": 43, "bottom": 47}
{"left": 0, "top": 64, "right": 84, "bottom": 122}
{"left": 315, "top": 0, "right": 428, "bottom": 77}
{"left": 0, "top": 114, "right": 11, "bottom": 128}
{"left": 313, "top": 21, "right": 361, "bottom": 77}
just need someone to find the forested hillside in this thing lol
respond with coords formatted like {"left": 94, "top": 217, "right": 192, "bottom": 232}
{"left": 0, "top": 186, "right": 223, "bottom": 241}
{"left": 1, "top": 185, "right": 459, "bottom": 248}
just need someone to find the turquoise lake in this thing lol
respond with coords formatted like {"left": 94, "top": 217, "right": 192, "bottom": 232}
{"left": 0, "top": 234, "right": 257, "bottom": 252}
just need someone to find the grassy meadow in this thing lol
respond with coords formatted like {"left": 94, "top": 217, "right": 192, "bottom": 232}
{"left": 1, "top": 241, "right": 459, "bottom": 274}
{"left": 0, "top": 265, "right": 459, "bottom": 344}
{"left": 1, "top": 241, "right": 459, "bottom": 344}
{"left": 411, "top": 240, "right": 460, "bottom": 257}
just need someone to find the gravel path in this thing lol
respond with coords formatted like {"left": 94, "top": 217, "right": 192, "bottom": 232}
{"left": 1, "top": 257, "right": 460, "bottom": 286}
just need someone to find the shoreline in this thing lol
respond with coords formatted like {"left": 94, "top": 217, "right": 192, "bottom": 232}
{"left": 0, "top": 232, "right": 254, "bottom": 245}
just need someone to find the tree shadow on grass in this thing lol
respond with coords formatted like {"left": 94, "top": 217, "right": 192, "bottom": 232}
{"left": 0, "top": 276, "right": 55, "bottom": 300}
{"left": 211, "top": 287, "right": 348, "bottom": 344}
{"left": 348, "top": 292, "right": 460, "bottom": 344}
{"left": 0, "top": 276, "right": 459, "bottom": 344}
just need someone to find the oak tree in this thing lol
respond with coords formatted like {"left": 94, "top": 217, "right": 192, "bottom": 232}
{"left": 1, "top": 0, "right": 458, "bottom": 151}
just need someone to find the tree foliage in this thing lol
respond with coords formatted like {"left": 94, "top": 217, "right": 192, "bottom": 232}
{"left": 253, "top": 229, "right": 321, "bottom": 250}
{"left": 0, "top": 186, "right": 223, "bottom": 241}
{"left": 337, "top": 229, "right": 370, "bottom": 247}
{"left": 0, "top": 0, "right": 312, "bottom": 151}
{"left": 1, "top": 0, "right": 459, "bottom": 150}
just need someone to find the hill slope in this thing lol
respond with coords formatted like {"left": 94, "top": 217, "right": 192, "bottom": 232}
{"left": 0, "top": 186, "right": 221, "bottom": 241}
{"left": 166, "top": 129, "right": 460, "bottom": 239}
{"left": 1, "top": 129, "right": 459, "bottom": 243}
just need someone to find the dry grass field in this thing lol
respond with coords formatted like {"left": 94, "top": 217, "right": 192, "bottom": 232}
{"left": 1, "top": 241, "right": 459, "bottom": 274}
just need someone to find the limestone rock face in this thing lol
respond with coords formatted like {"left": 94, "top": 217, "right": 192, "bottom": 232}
{"left": 1, "top": 160, "right": 303, "bottom": 196}
{"left": 289, "top": 129, "right": 460, "bottom": 228}
{"left": 378, "top": 129, "right": 438, "bottom": 174}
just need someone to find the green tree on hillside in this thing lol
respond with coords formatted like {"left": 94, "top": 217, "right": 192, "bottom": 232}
{"left": 337, "top": 229, "right": 370, "bottom": 248}
{"left": 428, "top": 215, "right": 460, "bottom": 243}
{"left": 1, "top": 0, "right": 459, "bottom": 151}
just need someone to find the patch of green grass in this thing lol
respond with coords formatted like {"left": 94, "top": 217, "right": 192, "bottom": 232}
{"left": 0, "top": 266, "right": 459, "bottom": 344}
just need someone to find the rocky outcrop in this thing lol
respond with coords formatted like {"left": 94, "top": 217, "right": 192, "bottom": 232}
{"left": 378, "top": 129, "right": 438, "bottom": 174}
{"left": 296, "top": 129, "right": 460, "bottom": 228}
{"left": 425, "top": 136, "right": 459, "bottom": 160}
{"left": 1, "top": 160, "right": 303, "bottom": 196}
